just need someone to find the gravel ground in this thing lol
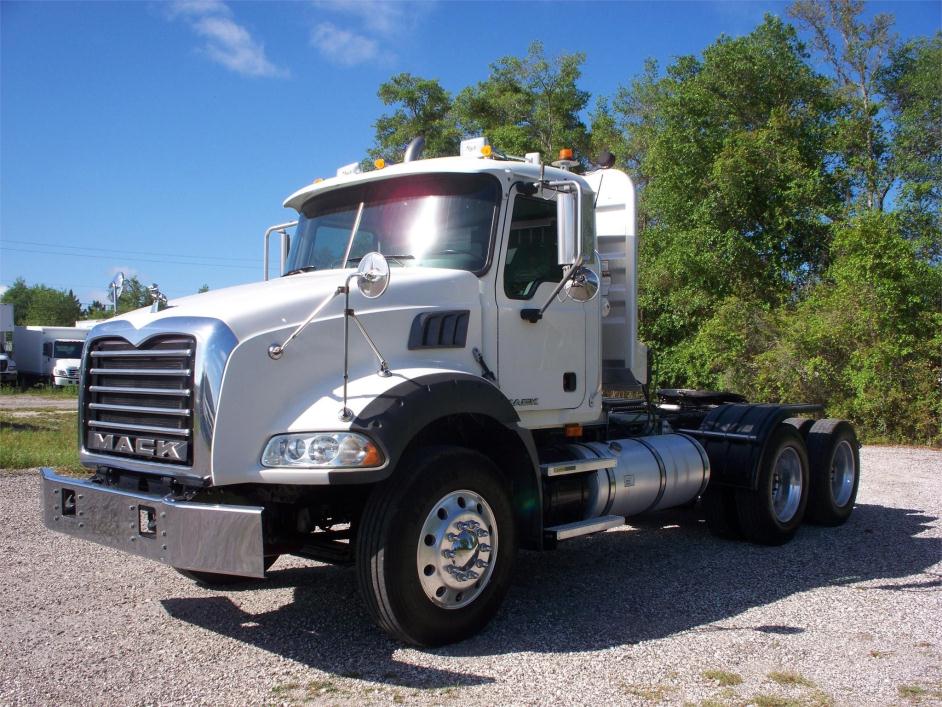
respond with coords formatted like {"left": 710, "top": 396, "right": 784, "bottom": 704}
{"left": 0, "top": 394, "right": 77, "bottom": 411}
{"left": 1, "top": 446, "right": 939, "bottom": 706}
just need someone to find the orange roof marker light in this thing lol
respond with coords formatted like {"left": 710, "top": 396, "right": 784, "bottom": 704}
{"left": 481, "top": 144, "right": 492, "bottom": 157}
{"left": 374, "top": 158, "right": 386, "bottom": 170}
{"left": 552, "top": 148, "right": 579, "bottom": 171}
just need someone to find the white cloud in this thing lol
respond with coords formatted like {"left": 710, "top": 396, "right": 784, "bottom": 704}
{"left": 312, "top": 0, "right": 407, "bottom": 35}
{"left": 0, "top": 284, "right": 8, "bottom": 297}
{"left": 167, "top": 0, "right": 287, "bottom": 78}
{"left": 310, "top": 22, "right": 379, "bottom": 67}
{"left": 309, "top": 1, "right": 432, "bottom": 66}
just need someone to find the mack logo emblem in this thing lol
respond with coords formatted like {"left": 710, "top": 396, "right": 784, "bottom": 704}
{"left": 87, "top": 432, "right": 188, "bottom": 461}
{"left": 510, "top": 398, "right": 539, "bottom": 407}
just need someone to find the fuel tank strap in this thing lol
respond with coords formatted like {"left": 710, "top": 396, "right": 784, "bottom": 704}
{"left": 632, "top": 437, "right": 667, "bottom": 513}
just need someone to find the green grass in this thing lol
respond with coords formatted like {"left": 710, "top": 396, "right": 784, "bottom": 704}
{"left": 702, "top": 669, "right": 744, "bottom": 687}
{"left": 768, "top": 671, "right": 815, "bottom": 688}
{"left": 0, "top": 382, "right": 79, "bottom": 398}
{"left": 0, "top": 411, "right": 84, "bottom": 473}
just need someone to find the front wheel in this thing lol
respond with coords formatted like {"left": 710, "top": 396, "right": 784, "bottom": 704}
{"left": 355, "top": 446, "right": 517, "bottom": 646}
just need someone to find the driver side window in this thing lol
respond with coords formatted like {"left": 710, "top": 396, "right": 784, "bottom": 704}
{"left": 503, "top": 196, "right": 563, "bottom": 300}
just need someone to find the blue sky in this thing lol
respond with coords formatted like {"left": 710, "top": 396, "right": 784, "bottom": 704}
{"left": 2, "top": 0, "right": 939, "bottom": 308}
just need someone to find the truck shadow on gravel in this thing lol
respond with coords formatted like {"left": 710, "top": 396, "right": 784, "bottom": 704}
{"left": 161, "top": 502, "right": 939, "bottom": 688}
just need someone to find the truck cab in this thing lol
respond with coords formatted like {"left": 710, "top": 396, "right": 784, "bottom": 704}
{"left": 41, "top": 140, "right": 860, "bottom": 646}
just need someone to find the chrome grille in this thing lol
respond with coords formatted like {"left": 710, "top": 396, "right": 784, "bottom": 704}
{"left": 84, "top": 336, "right": 195, "bottom": 466}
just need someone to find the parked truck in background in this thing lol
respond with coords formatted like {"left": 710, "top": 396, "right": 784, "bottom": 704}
{"left": 14, "top": 326, "right": 88, "bottom": 386}
{"left": 0, "top": 304, "right": 16, "bottom": 385}
{"left": 40, "top": 139, "right": 860, "bottom": 646}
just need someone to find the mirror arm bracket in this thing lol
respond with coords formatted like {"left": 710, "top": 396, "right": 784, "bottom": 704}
{"left": 520, "top": 256, "right": 584, "bottom": 323}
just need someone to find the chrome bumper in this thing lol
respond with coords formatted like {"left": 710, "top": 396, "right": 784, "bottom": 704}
{"left": 40, "top": 468, "right": 265, "bottom": 578}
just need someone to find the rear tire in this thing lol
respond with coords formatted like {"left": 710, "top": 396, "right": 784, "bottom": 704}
{"left": 783, "top": 417, "right": 814, "bottom": 438}
{"left": 735, "top": 424, "right": 809, "bottom": 545}
{"left": 355, "top": 446, "right": 517, "bottom": 646}
{"left": 805, "top": 419, "right": 860, "bottom": 526}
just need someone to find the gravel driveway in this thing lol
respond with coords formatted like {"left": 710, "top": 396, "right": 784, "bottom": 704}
{"left": 0, "top": 394, "right": 77, "bottom": 411}
{"left": 1, "top": 446, "right": 939, "bottom": 706}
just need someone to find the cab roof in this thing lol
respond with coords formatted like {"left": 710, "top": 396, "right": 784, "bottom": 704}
{"left": 282, "top": 156, "right": 592, "bottom": 212}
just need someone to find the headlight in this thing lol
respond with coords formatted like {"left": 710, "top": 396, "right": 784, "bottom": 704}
{"left": 262, "top": 432, "right": 384, "bottom": 469}
{"left": 7, "top": 362, "right": 15, "bottom": 370}
{"left": 54, "top": 368, "right": 65, "bottom": 376}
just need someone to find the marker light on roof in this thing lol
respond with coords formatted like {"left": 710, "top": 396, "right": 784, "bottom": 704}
{"left": 336, "top": 161, "right": 362, "bottom": 177}
{"left": 460, "top": 136, "right": 490, "bottom": 158}
{"left": 374, "top": 158, "right": 386, "bottom": 169}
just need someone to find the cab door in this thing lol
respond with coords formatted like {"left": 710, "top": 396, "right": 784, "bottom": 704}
{"left": 495, "top": 187, "right": 586, "bottom": 412}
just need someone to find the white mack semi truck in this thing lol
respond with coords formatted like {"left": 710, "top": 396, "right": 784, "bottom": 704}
{"left": 41, "top": 138, "right": 860, "bottom": 646}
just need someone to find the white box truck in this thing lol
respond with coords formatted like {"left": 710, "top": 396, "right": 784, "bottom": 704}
{"left": 13, "top": 325, "right": 88, "bottom": 386}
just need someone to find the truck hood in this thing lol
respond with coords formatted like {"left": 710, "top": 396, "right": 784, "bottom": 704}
{"left": 104, "top": 267, "right": 480, "bottom": 342}
{"left": 53, "top": 358, "right": 81, "bottom": 369}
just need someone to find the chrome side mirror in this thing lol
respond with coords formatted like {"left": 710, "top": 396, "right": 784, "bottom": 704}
{"left": 355, "top": 252, "right": 390, "bottom": 299}
{"left": 556, "top": 191, "right": 578, "bottom": 265}
{"left": 563, "top": 266, "right": 600, "bottom": 303}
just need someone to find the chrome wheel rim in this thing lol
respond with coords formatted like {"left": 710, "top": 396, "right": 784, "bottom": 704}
{"left": 771, "top": 446, "right": 803, "bottom": 523}
{"left": 416, "top": 489, "right": 497, "bottom": 610}
{"left": 830, "top": 440, "right": 856, "bottom": 507}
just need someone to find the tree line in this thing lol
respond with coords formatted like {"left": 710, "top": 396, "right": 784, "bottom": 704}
{"left": 366, "top": 1, "right": 939, "bottom": 444}
{"left": 1, "top": 277, "right": 210, "bottom": 324}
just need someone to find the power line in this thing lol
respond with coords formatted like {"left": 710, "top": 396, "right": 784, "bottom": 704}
{"left": 0, "top": 245, "right": 258, "bottom": 270}
{"left": 1, "top": 238, "right": 258, "bottom": 263}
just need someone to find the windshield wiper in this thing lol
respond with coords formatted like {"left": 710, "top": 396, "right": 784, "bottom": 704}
{"left": 283, "top": 265, "right": 318, "bottom": 276}
{"left": 347, "top": 255, "right": 415, "bottom": 266}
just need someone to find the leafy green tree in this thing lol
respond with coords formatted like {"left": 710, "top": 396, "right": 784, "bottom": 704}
{"left": 0, "top": 278, "right": 81, "bottom": 326}
{"left": 788, "top": 0, "right": 897, "bottom": 211}
{"left": 632, "top": 17, "right": 840, "bottom": 382}
{"left": 116, "top": 276, "right": 154, "bottom": 314}
{"left": 83, "top": 300, "right": 112, "bottom": 320}
{"left": 454, "top": 41, "right": 590, "bottom": 160}
{"left": 754, "top": 213, "right": 941, "bottom": 443}
{"left": 0, "top": 278, "right": 33, "bottom": 325}
{"left": 369, "top": 73, "right": 459, "bottom": 163}
{"left": 880, "top": 34, "right": 942, "bottom": 259}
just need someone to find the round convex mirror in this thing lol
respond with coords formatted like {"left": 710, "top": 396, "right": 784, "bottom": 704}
{"left": 563, "top": 266, "right": 600, "bottom": 303}
{"left": 356, "top": 252, "right": 390, "bottom": 299}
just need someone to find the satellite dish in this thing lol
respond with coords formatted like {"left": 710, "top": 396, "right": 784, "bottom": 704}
{"left": 111, "top": 272, "right": 125, "bottom": 297}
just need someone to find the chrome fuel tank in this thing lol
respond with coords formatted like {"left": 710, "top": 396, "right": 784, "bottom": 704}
{"left": 565, "top": 434, "right": 710, "bottom": 519}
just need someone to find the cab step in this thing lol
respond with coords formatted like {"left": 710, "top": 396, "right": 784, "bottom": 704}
{"left": 540, "top": 457, "right": 616, "bottom": 477}
{"left": 545, "top": 515, "right": 625, "bottom": 542}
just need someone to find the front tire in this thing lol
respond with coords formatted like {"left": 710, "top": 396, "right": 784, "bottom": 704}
{"left": 356, "top": 446, "right": 517, "bottom": 646}
{"left": 735, "top": 424, "right": 810, "bottom": 545}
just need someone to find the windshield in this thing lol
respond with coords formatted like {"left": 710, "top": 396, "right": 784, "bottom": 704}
{"left": 54, "top": 341, "right": 84, "bottom": 359}
{"left": 286, "top": 173, "right": 500, "bottom": 274}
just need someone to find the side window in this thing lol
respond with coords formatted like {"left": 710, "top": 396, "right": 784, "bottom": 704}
{"left": 503, "top": 196, "right": 564, "bottom": 300}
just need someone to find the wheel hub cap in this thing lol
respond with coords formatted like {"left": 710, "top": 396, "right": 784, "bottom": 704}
{"left": 771, "top": 446, "right": 803, "bottom": 523}
{"left": 830, "top": 439, "right": 856, "bottom": 506}
{"left": 417, "top": 490, "right": 497, "bottom": 609}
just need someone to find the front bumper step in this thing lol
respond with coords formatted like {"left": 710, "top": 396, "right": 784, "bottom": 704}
{"left": 40, "top": 468, "right": 265, "bottom": 578}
